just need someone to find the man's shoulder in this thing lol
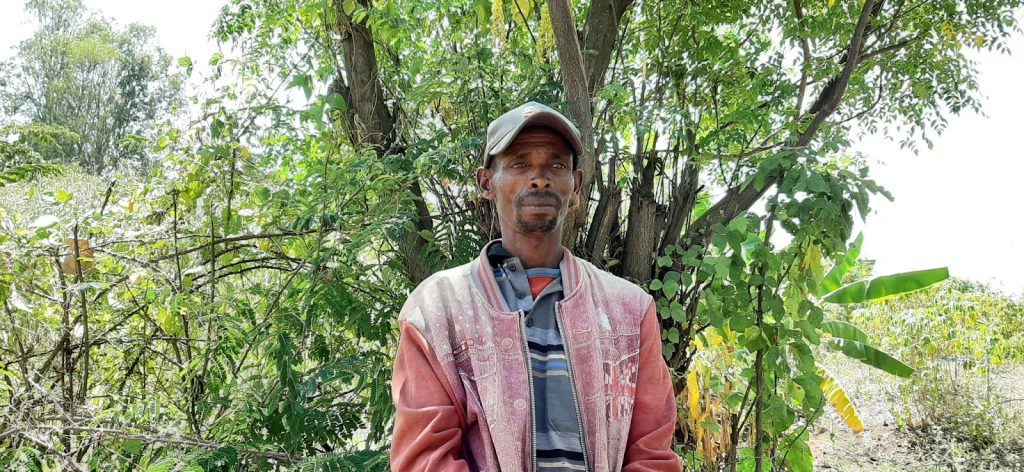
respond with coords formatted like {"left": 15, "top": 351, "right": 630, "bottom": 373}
{"left": 417, "top": 260, "right": 475, "bottom": 289}
{"left": 576, "top": 257, "right": 651, "bottom": 300}
{"left": 574, "top": 258, "right": 654, "bottom": 329}
{"left": 398, "top": 260, "right": 476, "bottom": 324}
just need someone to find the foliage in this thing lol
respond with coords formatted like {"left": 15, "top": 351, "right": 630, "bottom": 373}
{"left": 0, "top": 0, "right": 183, "bottom": 174}
{"left": 0, "top": 123, "right": 74, "bottom": 187}
{"left": 843, "top": 277, "right": 1024, "bottom": 367}
{"left": 832, "top": 277, "right": 1024, "bottom": 468}
{"left": 901, "top": 363, "right": 1024, "bottom": 468}
{"left": 288, "top": 450, "right": 389, "bottom": 471}
{"left": 1, "top": 0, "right": 1022, "bottom": 470}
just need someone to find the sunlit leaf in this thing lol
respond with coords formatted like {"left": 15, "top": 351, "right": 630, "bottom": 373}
{"left": 823, "top": 267, "right": 949, "bottom": 303}
{"left": 816, "top": 364, "right": 865, "bottom": 433}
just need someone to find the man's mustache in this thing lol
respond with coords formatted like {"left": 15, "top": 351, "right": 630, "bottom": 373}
{"left": 515, "top": 190, "right": 562, "bottom": 206}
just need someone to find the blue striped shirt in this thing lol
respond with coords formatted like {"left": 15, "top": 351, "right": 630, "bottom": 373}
{"left": 487, "top": 241, "right": 587, "bottom": 471}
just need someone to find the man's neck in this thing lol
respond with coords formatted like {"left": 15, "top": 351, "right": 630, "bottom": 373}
{"left": 499, "top": 232, "right": 563, "bottom": 269}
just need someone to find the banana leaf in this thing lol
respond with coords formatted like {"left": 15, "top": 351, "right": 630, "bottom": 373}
{"left": 822, "top": 267, "right": 949, "bottom": 304}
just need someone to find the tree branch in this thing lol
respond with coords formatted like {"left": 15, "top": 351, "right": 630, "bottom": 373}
{"left": 679, "top": 0, "right": 879, "bottom": 253}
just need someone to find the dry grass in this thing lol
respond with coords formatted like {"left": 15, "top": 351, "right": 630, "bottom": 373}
{"left": 811, "top": 353, "right": 1024, "bottom": 471}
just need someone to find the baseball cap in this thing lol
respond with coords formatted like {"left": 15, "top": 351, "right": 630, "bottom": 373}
{"left": 483, "top": 101, "right": 583, "bottom": 169}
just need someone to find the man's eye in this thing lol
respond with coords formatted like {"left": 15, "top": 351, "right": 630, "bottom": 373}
{"left": 510, "top": 162, "right": 527, "bottom": 168}
{"left": 552, "top": 163, "right": 567, "bottom": 169}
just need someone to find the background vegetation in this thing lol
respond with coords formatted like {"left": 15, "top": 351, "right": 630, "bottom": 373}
{"left": 1, "top": 0, "right": 1022, "bottom": 470}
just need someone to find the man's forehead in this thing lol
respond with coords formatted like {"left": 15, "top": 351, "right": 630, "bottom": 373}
{"left": 503, "top": 127, "right": 573, "bottom": 153}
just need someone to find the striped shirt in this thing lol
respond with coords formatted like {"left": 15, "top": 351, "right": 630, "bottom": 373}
{"left": 487, "top": 241, "right": 587, "bottom": 471}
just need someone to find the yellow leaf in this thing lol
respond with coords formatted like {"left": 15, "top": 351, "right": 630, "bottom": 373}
{"left": 975, "top": 35, "right": 986, "bottom": 48}
{"left": 941, "top": 20, "right": 955, "bottom": 41}
{"left": 512, "top": 0, "right": 532, "bottom": 25}
{"left": 687, "top": 368, "right": 701, "bottom": 421}
{"left": 802, "top": 243, "right": 824, "bottom": 282}
{"left": 817, "top": 364, "right": 865, "bottom": 433}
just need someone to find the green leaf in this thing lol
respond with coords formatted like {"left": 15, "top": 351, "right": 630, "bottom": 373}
{"left": 827, "top": 338, "right": 915, "bottom": 378}
{"left": 737, "top": 447, "right": 757, "bottom": 472}
{"left": 783, "top": 431, "right": 813, "bottom": 472}
{"left": 743, "top": 326, "right": 768, "bottom": 351}
{"left": 55, "top": 189, "right": 73, "bottom": 203}
{"left": 252, "top": 186, "right": 272, "bottom": 205}
{"left": 178, "top": 56, "right": 193, "bottom": 76}
{"left": 820, "top": 320, "right": 869, "bottom": 344}
{"left": 649, "top": 279, "right": 663, "bottom": 291}
{"left": 806, "top": 173, "right": 829, "bottom": 193}
{"left": 670, "top": 301, "right": 685, "bottom": 323}
{"left": 288, "top": 73, "right": 313, "bottom": 100}
{"left": 121, "top": 438, "right": 143, "bottom": 455}
{"left": 786, "top": 378, "right": 806, "bottom": 406}
{"left": 145, "top": 458, "right": 181, "bottom": 472}
{"left": 823, "top": 267, "right": 949, "bottom": 303}
{"left": 818, "top": 232, "right": 864, "bottom": 296}
{"left": 325, "top": 92, "right": 347, "bottom": 111}
{"left": 662, "top": 279, "right": 680, "bottom": 299}
{"left": 727, "top": 215, "right": 748, "bottom": 233}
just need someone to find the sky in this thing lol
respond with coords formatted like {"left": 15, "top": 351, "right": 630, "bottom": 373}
{"left": 853, "top": 29, "right": 1024, "bottom": 297}
{"left": 1, "top": 1, "right": 1022, "bottom": 296}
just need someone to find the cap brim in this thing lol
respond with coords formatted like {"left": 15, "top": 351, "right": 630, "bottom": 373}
{"left": 487, "top": 111, "right": 583, "bottom": 159}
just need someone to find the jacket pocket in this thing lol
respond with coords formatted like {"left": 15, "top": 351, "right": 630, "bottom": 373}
{"left": 454, "top": 338, "right": 497, "bottom": 381}
{"left": 598, "top": 333, "right": 640, "bottom": 423}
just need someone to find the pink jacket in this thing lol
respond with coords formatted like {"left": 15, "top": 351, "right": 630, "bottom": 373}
{"left": 391, "top": 245, "right": 681, "bottom": 471}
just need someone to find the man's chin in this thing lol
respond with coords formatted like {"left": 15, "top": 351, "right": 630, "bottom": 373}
{"left": 514, "top": 215, "right": 560, "bottom": 235}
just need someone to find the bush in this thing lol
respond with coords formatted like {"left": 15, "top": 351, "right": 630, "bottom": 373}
{"left": 838, "top": 276, "right": 1024, "bottom": 468}
{"left": 899, "top": 363, "right": 1023, "bottom": 468}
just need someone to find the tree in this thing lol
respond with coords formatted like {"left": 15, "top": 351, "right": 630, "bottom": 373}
{"left": 1, "top": 0, "right": 1021, "bottom": 470}
{"left": 0, "top": 0, "right": 183, "bottom": 174}
{"left": 0, "top": 122, "right": 73, "bottom": 186}
{"left": 204, "top": 0, "right": 1022, "bottom": 468}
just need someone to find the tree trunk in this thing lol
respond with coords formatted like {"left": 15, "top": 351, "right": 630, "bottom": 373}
{"left": 548, "top": 0, "right": 635, "bottom": 249}
{"left": 581, "top": 0, "right": 634, "bottom": 95}
{"left": 659, "top": 159, "right": 700, "bottom": 256}
{"left": 333, "top": 0, "right": 434, "bottom": 284}
{"left": 622, "top": 150, "right": 659, "bottom": 282}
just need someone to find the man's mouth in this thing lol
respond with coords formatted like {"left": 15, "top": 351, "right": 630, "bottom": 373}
{"left": 516, "top": 191, "right": 561, "bottom": 209}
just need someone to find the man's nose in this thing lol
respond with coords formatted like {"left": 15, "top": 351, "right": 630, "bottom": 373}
{"left": 528, "top": 170, "right": 552, "bottom": 188}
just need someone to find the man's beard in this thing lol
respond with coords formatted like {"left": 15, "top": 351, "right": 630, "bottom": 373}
{"left": 514, "top": 190, "right": 562, "bottom": 234}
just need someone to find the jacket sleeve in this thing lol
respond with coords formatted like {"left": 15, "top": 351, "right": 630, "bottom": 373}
{"left": 622, "top": 300, "right": 682, "bottom": 471}
{"left": 390, "top": 319, "right": 471, "bottom": 472}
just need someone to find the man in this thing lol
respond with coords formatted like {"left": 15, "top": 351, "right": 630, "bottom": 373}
{"left": 390, "top": 102, "right": 680, "bottom": 471}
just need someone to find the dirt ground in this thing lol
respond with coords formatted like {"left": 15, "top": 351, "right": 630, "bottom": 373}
{"left": 809, "top": 354, "right": 1024, "bottom": 472}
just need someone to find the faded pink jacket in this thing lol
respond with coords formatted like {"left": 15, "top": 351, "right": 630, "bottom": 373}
{"left": 391, "top": 245, "right": 681, "bottom": 471}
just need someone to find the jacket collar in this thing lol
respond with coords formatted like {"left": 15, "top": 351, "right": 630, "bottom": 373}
{"left": 471, "top": 239, "right": 582, "bottom": 312}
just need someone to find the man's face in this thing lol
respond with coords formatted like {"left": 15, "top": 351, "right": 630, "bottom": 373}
{"left": 477, "top": 127, "right": 583, "bottom": 237}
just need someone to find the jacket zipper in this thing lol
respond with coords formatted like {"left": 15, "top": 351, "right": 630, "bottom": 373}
{"left": 555, "top": 301, "right": 589, "bottom": 471}
{"left": 519, "top": 310, "right": 538, "bottom": 472}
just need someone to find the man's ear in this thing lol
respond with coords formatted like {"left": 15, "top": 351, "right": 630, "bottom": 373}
{"left": 571, "top": 168, "right": 583, "bottom": 207}
{"left": 476, "top": 167, "right": 495, "bottom": 200}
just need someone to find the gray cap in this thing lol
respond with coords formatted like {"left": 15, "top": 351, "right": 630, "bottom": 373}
{"left": 483, "top": 101, "right": 583, "bottom": 168}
